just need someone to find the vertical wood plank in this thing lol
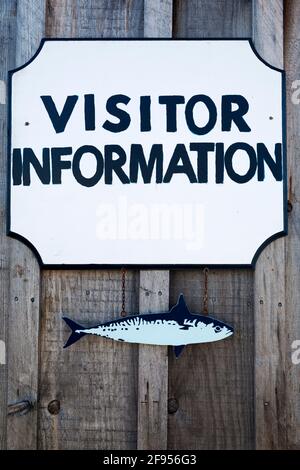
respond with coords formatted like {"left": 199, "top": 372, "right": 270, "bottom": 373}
{"left": 39, "top": 0, "right": 144, "bottom": 450}
{"left": 281, "top": 0, "right": 300, "bottom": 450}
{"left": 0, "top": 0, "right": 18, "bottom": 450}
{"left": 136, "top": 0, "right": 172, "bottom": 450}
{"left": 138, "top": 271, "right": 169, "bottom": 450}
{"left": 169, "top": 0, "right": 254, "bottom": 450}
{"left": 5, "top": 0, "right": 45, "bottom": 450}
{"left": 40, "top": 271, "right": 139, "bottom": 449}
{"left": 46, "top": 0, "right": 144, "bottom": 37}
{"left": 144, "top": 0, "right": 173, "bottom": 37}
{"left": 168, "top": 270, "right": 254, "bottom": 449}
{"left": 174, "top": 0, "right": 251, "bottom": 38}
{"left": 252, "top": 0, "right": 286, "bottom": 450}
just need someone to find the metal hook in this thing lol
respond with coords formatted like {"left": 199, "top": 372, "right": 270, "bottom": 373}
{"left": 121, "top": 267, "right": 126, "bottom": 317}
{"left": 203, "top": 267, "right": 209, "bottom": 314}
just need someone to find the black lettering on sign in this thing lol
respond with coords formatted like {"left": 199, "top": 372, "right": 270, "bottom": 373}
{"left": 12, "top": 93, "right": 282, "bottom": 188}
{"left": 73, "top": 145, "right": 104, "bottom": 187}
{"left": 257, "top": 143, "right": 282, "bottom": 181}
{"left": 222, "top": 95, "right": 251, "bottom": 132}
{"left": 215, "top": 143, "right": 225, "bottom": 184}
{"left": 130, "top": 144, "right": 163, "bottom": 183}
{"left": 22, "top": 148, "right": 51, "bottom": 186}
{"left": 102, "top": 94, "right": 131, "bottom": 133}
{"left": 84, "top": 94, "right": 95, "bottom": 131}
{"left": 163, "top": 144, "right": 197, "bottom": 183}
{"left": 225, "top": 143, "right": 257, "bottom": 183}
{"left": 189, "top": 142, "right": 215, "bottom": 183}
{"left": 12, "top": 149, "right": 23, "bottom": 185}
{"left": 140, "top": 96, "right": 151, "bottom": 132}
{"left": 12, "top": 143, "right": 283, "bottom": 187}
{"left": 185, "top": 95, "right": 217, "bottom": 135}
{"left": 104, "top": 145, "right": 130, "bottom": 184}
{"left": 158, "top": 96, "right": 185, "bottom": 132}
{"left": 51, "top": 147, "right": 72, "bottom": 184}
{"left": 41, "top": 95, "right": 78, "bottom": 133}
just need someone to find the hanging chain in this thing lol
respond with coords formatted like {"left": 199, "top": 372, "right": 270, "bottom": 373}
{"left": 203, "top": 267, "right": 209, "bottom": 315}
{"left": 121, "top": 267, "right": 126, "bottom": 317}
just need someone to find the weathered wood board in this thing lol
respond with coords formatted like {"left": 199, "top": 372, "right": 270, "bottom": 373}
{"left": 252, "top": 0, "right": 287, "bottom": 450}
{"left": 0, "top": 0, "right": 298, "bottom": 450}
{"left": 138, "top": 271, "right": 169, "bottom": 450}
{"left": 168, "top": 270, "right": 254, "bottom": 449}
{"left": 169, "top": 0, "right": 254, "bottom": 450}
{"left": 285, "top": 0, "right": 300, "bottom": 450}
{"left": 40, "top": 270, "right": 139, "bottom": 450}
{"left": 0, "top": 0, "right": 15, "bottom": 450}
{"left": 3, "top": 0, "right": 45, "bottom": 451}
{"left": 137, "top": 0, "right": 172, "bottom": 451}
{"left": 38, "top": 0, "right": 143, "bottom": 451}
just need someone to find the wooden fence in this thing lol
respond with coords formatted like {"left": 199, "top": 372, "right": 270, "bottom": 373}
{"left": 0, "top": 0, "right": 299, "bottom": 450}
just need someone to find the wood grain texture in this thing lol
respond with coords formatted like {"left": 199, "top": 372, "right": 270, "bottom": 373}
{"left": 137, "top": 0, "right": 173, "bottom": 451}
{"left": 1, "top": 0, "right": 298, "bottom": 451}
{"left": 1, "top": 0, "right": 45, "bottom": 450}
{"left": 174, "top": 0, "right": 251, "bottom": 38}
{"left": 144, "top": 0, "right": 172, "bottom": 37}
{"left": 39, "top": 270, "right": 139, "bottom": 449}
{"left": 168, "top": 270, "right": 254, "bottom": 449}
{"left": 169, "top": 0, "right": 254, "bottom": 450}
{"left": 40, "top": 2, "right": 144, "bottom": 449}
{"left": 284, "top": 0, "right": 300, "bottom": 450}
{"left": 252, "top": 0, "right": 283, "bottom": 69}
{"left": 0, "top": 0, "right": 17, "bottom": 450}
{"left": 137, "top": 271, "right": 169, "bottom": 450}
{"left": 252, "top": 0, "right": 286, "bottom": 450}
{"left": 46, "top": 0, "right": 144, "bottom": 37}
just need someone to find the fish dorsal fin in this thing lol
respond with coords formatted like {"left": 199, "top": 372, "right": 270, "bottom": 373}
{"left": 168, "top": 294, "right": 191, "bottom": 324}
{"left": 178, "top": 294, "right": 186, "bottom": 309}
{"left": 174, "top": 345, "right": 186, "bottom": 358}
{"left": 175, "top": 294, "right": 190, "bottom": 320}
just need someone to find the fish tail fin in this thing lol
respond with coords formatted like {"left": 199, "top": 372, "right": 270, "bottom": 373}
{"left": 63, "top": 317, "right": 86, "bottom": 348}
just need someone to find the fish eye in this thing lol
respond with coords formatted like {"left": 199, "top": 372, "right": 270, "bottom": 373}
{"left": 214, "top": 325, "right": 222, "bottom": 332}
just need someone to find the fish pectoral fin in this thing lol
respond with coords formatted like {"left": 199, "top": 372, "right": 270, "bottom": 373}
{"left": 174, "top": 345, "right": 186, "bottom": 358}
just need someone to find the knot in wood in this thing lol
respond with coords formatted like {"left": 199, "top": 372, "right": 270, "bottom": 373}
{"left": 168, "top": 397, "right": 179, "bottom": 414}
{"left": 47, "top": 399, "right": 61, "bottom": 415}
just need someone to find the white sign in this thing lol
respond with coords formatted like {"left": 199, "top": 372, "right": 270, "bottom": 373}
{"left": 8, "top": 39, "right": 286, "bottom": 267}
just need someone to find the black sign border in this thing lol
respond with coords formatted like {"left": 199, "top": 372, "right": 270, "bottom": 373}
{"left": 7, "top": 38, "right": 287, "bottom": 270}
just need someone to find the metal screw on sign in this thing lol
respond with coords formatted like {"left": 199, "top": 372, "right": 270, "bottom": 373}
{"left": 121, "top": 267, "right": 126, "bottom": 317}
{"left": 203, "top": 267, "right": 209, "bottom": 315}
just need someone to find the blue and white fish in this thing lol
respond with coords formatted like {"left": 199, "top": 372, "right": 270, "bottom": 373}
{"left": 63, "top": 294, "right": 233, "bottom": 357}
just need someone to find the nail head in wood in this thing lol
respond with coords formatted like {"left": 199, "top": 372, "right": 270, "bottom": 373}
{"left": 8, "top": 400, "right": 32, "bottom": 416}
{"left": 168, "top": 397, "right": 179, "bottom": 414}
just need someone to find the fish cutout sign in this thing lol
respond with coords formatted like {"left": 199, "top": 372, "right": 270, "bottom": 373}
{"left": 63, "top": 294, "right": 234, "bottom": 357}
